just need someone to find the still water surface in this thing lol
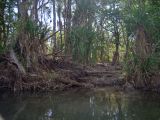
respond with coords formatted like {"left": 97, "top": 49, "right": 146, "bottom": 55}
{"left": 0, "top": 88, "right": 160, "bottom": 120}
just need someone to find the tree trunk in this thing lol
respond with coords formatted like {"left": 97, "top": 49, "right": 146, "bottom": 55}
{"left": 125, "top": 37, "right": 129, "bottom": 59}
{"left": 10, "top": 49, "right": 26, "bottom": 74}
{"left": 31, "top": 0, "right": 38, "bottom": 22}
{"left": 16, "top": 0, "right": 20, "bottom": 18}
{"left": 19, "top": 0, "right": 32, "bottom": 70}
{"left": 134, "top": 25, "right": 152, "bottom": 88}
{"left": 57, "top": 4, "right": 63, "bottom": 50}
{"left": 53, "top": 0, "right": 57, "bottom": 51}
{"left": 135, "top": 25, "right": 151, "bottom": 59}
{"left": 112, "top": 3, "right": 120, "bottom": 65}
{"left": 0, "top": 0, "right": 6, "bottom": 46}
{"left": 112, "top": 31, "right": 120, "bottom": 65}
{"left": 65, "top": 0, "right": 72, "bottom": 55}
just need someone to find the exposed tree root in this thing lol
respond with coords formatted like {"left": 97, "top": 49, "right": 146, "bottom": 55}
{"left": 0, "top": 53, "right": 126, "bottom": 93}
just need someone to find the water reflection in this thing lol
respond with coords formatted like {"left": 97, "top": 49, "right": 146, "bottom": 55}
{"left": 0, "top": 89, "right": 160, "bottom": 120}
{"left": 0, "top": 114, "right": 4, "bottom": 120}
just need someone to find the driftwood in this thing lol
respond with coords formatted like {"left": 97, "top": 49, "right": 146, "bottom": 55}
{"left": 86, "top": 71, "right": 119, "bottom": 75}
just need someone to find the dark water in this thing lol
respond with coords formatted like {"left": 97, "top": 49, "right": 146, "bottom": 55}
{"left": 0, "top": 88, "right": 160, "bottom": 120}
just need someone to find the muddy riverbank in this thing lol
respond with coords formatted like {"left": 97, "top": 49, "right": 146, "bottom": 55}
{"left": 0, "top": 53, "right": 126, "bottom": 92}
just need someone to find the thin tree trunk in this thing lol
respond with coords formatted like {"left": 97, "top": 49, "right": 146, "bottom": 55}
{"left": 64, "top": 0, "right": 67, "bottom": 53}
{"left": 59, "top": 18, "right": 63, "bottom": 50}
{"left": 57, "top": 5, "right": 63, "bottom": 50}
{"left": 112, "top": 3, "right": 120, "bottom": 65}
{"left": 65, "top": 0, "right": 72, "bottom": 55}
{"left": 0, "top": 0, "right": 6, "bottom": 46}
{"left": 31, "top": 0, "right": 38, "bottom": 22}
{"left": 17, "top": 0, "right": 20, "bottom": 18}
{"left": 112, "top": 30, "right": 120, "bottom": 65}
{"left": 34, "top": 0, "right": 38, "bottom": 22}
{"left": 125, "top": 37, "right": 129, "bottom": 59}
{"left": 53, "top": 0, "right": 57, "bottom": 51}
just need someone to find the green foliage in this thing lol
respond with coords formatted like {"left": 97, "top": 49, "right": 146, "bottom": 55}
{"left": 70, "top": 26, "right": 97, "bottom": 64}
{"left": 122, "top": 0, "right": 160, "bottom": 83}
{"left": 2, "top": 0, "right": 160, "bottom": 70}
{"left": 0, "top": 43, "right": 5, "bottom": 53}
{"left": 124, "top": 52, "right": 160, "bottom": 81}
{"left": 16, "top": 19, "right": 50, "bottom": 40}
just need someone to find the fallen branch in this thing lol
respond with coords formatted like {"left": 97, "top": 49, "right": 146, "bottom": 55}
{"left": 44, "top": 29, "right": 64, "bottom": 41}
{"left": 55, "top": 55, "right": 72, "bottom": 57}
{"left": 45, "top": 50, "right": 63, "bottom": 56}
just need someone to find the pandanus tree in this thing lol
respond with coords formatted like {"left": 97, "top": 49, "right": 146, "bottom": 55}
{"left": 13, "top": 0, "right": 52, "bottom": 72}
{"left": 121, "top": 0, "right": 160, "bottom": 87}
{"left": 70, "top": 0, "right": 98, "bottom": 64}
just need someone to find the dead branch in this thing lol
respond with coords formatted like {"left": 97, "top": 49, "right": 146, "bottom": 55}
{"left": 44, "top": 30, "right": 60, "bottom": 42}
{"left": 38, "top": 1, "right": 49, "bottom": 11}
